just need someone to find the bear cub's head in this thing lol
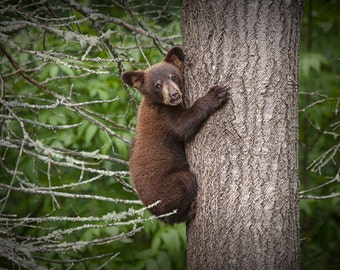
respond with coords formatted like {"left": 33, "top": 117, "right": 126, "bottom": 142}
{"left": 121, "top": 47, "right": 184, "bottom": 106}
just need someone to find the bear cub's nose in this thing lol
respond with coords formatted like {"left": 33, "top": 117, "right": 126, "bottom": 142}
{"left": 170, "top": 92, "right": 179, "bottom": 99}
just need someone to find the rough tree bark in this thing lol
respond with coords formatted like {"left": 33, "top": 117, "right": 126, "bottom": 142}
{"left": 182, "top": 1, "right": 304, "bottom": 269}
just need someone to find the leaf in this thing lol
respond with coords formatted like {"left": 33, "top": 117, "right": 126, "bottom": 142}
{"left": 151, "top": 235, "right": 161, "bottom": 255}
{"left": 300, "top": 52, "right": 330, "bottom": 77}
{"left": 146, "top": 258, "right": 158, "bottom": 270}
{"left": 156, "top": 251, "right": 171, "bottom": 270}
{"left": 161, "top": 228, "right": 180, "bottom": 255}
{"left": 85, "top": 125, "right": 98, "bottom": 146}
{"left": 173, "top": 223, "right": 186, "bottom": 243}
{"left": 49, "top": 65, "right": 59, "bottom": 78}
{"left": 104, "top": 226, "right": 119, "bottom": 236}
{"left": 59, "top": 65, "right": 75, "bottom": 76}
{"left": 134, "top": 249, "right": 152, "bottom": 260}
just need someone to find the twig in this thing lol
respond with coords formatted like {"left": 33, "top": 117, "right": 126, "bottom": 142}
{"left": 34, "top": 252, "right": 119, "bottom": 265}
{"left": 299, "top": 169, "right": 340, "bottom": 195}
{"left": 33, "top": 226, "right": 143, "bottom": 253}
{"left": 0, "top": 114, "right": 82, "bottom": 130}
{"left": 1, "top": 138, "right": 130, "bottom": 174}
{"left": 0, "top": 97, "right": 119, "bottom": 110}
{"left": 0, "top": 183, "right": 141, "bottom": 205}
{"left": 300, "top": 193, "right": 340, "bottom": 200}
{"left": 307, "top": 143, "right": 340, "bottom": 173}
{"left": 0, "top": 43, "right": 56, "bottom": 97}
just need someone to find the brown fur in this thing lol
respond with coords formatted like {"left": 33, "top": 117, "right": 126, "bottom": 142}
{"left": 121, "top": 47, "right": 229, "bottom": 224}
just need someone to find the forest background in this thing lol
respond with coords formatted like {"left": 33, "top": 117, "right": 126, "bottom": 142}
{"left": 0, "top": 0, "right": 339, "bottom": 269}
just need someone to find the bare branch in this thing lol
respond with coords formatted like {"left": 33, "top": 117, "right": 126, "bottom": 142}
{"left": 307, "top": 143, "right": 340, "bottom": 174}
{"left": 0, "top": 183, "right": 139, "bottom": 204}
{"left": 0, "top": 0, "right": 182, "bottom": 268}
{"left": 300, "top": 193, "right": 340, "bottom": 200}
{"left": 299, "top": 168, "right": 340, "bottom": 195}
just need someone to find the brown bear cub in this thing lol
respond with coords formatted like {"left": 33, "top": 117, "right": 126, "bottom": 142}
{"left": 121, "top": 47, "right": 229, "bottom": 224}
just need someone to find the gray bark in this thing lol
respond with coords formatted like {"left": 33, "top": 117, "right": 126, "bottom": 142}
{"left": 182, "top": 1, "right": 303, "bottom": 269}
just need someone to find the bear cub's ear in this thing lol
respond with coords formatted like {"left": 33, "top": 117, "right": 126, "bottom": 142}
{"left": 121, "top": 70, "right": 145, "bottom": 89}
{"left": 164, "top": 47, "right": 184, "bottom": 70}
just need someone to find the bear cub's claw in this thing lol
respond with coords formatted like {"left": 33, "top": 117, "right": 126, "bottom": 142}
{"left": 208, "top": 84, "right": 230, "bottom": 104}
{"left": 209, "top": 84, "right": 230, "bottom": 99}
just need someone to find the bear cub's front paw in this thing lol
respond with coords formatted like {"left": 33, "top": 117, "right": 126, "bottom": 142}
{"left": 208, "top": 84, "right": 230, "bottom": 107}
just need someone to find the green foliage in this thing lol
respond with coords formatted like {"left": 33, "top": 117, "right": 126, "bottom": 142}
{"left": 0, "top": 0, "right": 183, "bottom": 269}
{"left": 108, "top": 222, "right": 186, "bottom": 270}
{"left": 299, "top": 0, "right": 340, "bottom": 269}
{"left": 300, "top": 52, "right": 330, "bottom": 76}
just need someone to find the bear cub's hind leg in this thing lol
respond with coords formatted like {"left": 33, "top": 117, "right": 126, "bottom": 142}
{"left": 158, "top": 170, "right": 197, "bottom": 224}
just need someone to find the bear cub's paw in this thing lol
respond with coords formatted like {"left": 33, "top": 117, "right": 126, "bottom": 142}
{"left": 207, "top": 84, "right": 230, "bottom": 109}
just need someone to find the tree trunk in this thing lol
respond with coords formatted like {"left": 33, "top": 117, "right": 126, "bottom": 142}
{"left": 182, "top": 1, "right": 303, "bottom": 269}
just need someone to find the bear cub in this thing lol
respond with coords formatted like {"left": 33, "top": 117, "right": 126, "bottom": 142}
{"left": 121, "top": 47, "right": 229, "bottom": 224}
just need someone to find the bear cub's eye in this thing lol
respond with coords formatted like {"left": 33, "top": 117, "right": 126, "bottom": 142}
{"left": 170, "top": 74, "right": 177, "bottom": 82}
{"left": 155, "top": 82, "right": 162, "bottom": 89}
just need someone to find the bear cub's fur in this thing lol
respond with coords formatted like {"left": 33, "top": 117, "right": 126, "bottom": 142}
{"left": 121, "top": 47, "right": 229, "bottom": 224}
